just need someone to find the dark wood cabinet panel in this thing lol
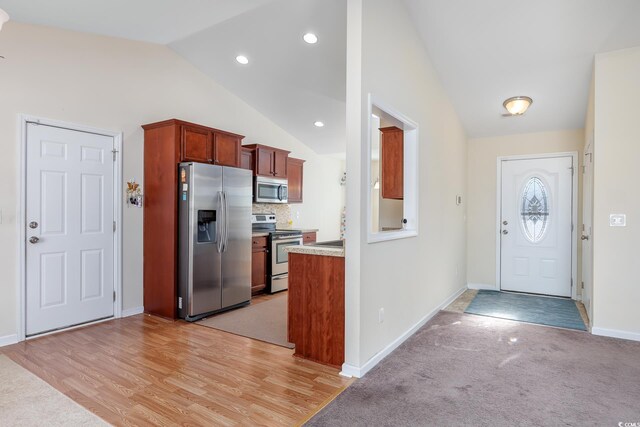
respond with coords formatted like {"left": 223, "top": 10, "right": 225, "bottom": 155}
{"left": 287, "top": 157, "right": 304, "bottom": 203}
{"left": 244, "top": 144, "right": 291, "bottom": 178}
{"left": 213, "top": 132, "right": 241, "bottom": 167}
{"left": 380, "top": 126, "right": 404, "bottom": 200}
{"left": 181, "top": 126, "right": 211, "bottom": 163}
{"left": 256, "top": 147, "right": 275, "bottom": 176}
{"left": 241, "top": 147, "right": 254, "bottom": 171}
{"left": 251, "top": 236, "right": 268, "bottom": 295}
{"left": 273, "top": 150, "right": 288, "bottom": 178}
{"left": 288, "top": 253, "right": 345, "bottom": 368}
{"left": 142, "top": 119, "right": 244, "bottom": 319}
{"left": 302, "top": 232, "right": 316, "bottom": 245}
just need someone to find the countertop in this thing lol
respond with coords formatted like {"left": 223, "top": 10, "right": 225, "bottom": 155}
{"left": 285, "top": 244, "right": 344, "bottom": 258}
{"left": 252, "top": 232, "right": 270, "bottom": 237}
{"left": 276, "top": 227, "right": 319, "bottom": 233}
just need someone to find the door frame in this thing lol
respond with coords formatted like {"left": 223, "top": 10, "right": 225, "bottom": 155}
{"left": 17, "top": 115, "right": 123, "bottom": 341}
{"left": 495, "top": 152, "right": 578, "bottom": 300}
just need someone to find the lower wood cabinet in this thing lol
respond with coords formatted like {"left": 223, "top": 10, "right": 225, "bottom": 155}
{"left": 288, "top": 253, "right": 345, "bottom": 368}
{"left": 302, "top": 232, "right": 316, "bottom": 244}
{"left": 251, "top": 236, "right": 268, "bottom": 295}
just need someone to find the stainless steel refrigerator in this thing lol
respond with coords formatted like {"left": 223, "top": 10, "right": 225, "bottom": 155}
{"left": 178, "top": 162, "right": 252, "bottom": 321}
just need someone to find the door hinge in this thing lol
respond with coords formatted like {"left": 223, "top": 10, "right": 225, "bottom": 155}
{"left": 113, "top": 221, "right": 116, "bottom": 232}
{"left": 581, "top": 281, "right": 584, "bottom": 290}
{"left": 112, "top": 149, "right": 118, "bottom": 161}
{"left": 570, "top": 166, "right": 575, "bottom": 176}
{"left": 571, "top": 278, "right": 573, "bottom": 288}
{"left": 113, "top": 291, "right": 116, "bottom": 302}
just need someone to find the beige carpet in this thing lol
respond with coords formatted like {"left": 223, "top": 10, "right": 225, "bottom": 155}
{"left": 0, "top": 355, "right": 109, "bottom": 426}
{"left": 197, "top": 293, "right": 294, "bottom": 348}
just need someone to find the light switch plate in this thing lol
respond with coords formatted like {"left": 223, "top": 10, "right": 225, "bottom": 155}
{"left": 609, "top": 214, "right": 626, "bottom": 227}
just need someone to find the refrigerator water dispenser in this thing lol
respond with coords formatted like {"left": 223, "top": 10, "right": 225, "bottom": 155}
{"left": 197, "top": 210, "right": 216, "bottom": 243}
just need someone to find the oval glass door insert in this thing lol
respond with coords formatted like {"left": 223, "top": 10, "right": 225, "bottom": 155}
{"left": 520, "top": 177, "right": 549, "bottom": 243}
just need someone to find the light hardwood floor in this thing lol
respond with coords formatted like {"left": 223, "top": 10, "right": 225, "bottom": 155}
{"left": 1, "top": 314, "right": 352, "bottom": 426}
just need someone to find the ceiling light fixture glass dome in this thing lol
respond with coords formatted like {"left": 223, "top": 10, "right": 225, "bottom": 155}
{"left": 503, "top": 96, "right": 532, "bottom": 115}
{"left": 235, "top": 55, "right": 249, "bottom": 65}
{"left": 314, "top": 121, "right": 324, "bottom": 127}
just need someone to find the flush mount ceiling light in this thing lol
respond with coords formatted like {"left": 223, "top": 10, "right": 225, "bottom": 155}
{"left": 235, "top": 55, "right": 249, "bottom": 65}
{"left": 0, "top": 8, "right": 10, "bottom": 31}
{"left": 314, "top": 121, "right": 324, "bottom": 127}
{"left": 503, "top": 96, "right": 533, "bottom": 116}
{"left": 303, "top": 33, "right": 318, "bottom": 44}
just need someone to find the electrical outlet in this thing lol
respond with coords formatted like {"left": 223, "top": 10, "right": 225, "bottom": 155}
{"left": 378, "top": 308, "right": 384, "bottom": 323}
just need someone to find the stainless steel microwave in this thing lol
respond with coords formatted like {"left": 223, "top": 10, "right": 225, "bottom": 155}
{"left": 254, "top": 177, "right": 288, "bottom": 204}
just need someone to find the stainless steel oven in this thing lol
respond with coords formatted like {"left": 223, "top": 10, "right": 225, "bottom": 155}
{"left": 255, "top": 176, "right": 288, "bottom": 204}
{"left": 270, "top": 232, "right": 303, "bottom": 293}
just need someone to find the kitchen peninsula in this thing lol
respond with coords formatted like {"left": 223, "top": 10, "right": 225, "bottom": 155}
{"left": 285, "top": 242, "right": 345, "bottom": 368}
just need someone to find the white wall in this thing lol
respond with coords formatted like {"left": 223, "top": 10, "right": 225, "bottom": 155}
{"left": 345, "top": 0, "right": 468, "bottom": 374}
{"left": 467, "top": 130, "right": 584, "bottom": 290}
{"left": 0, "top": 22, "right": 344, "bottom": 340}
{"left": 591, "top": 47, "right": 640, "bottom": 339}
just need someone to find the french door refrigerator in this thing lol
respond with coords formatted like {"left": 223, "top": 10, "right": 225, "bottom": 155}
{"left": 178, "top": 162, "right": 252, "bottom": 321}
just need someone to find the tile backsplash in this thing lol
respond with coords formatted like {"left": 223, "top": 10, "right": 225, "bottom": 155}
{"left": 252, "top": 203, "right": 291, "bottom": 228}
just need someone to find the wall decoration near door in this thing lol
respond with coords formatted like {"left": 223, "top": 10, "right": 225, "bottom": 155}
{"left": 25, "top": 122, "right": 116, "bottom": 336}
{"left": 500, "top": 155, "right": 574, "bottom": 297}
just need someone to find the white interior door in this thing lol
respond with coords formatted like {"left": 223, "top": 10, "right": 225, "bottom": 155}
{"left": 500, "top": 156, "right": 573, "bottom": 297}
{"left": 581, "top": 142, "right": 594, "bottom": 319}
{"left": 26, "top": 123, "right": 115, "bottom": 336}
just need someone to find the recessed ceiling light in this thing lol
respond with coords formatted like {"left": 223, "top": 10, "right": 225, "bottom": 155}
{"left": 303, "top": 33, "right": 318, "bottom": 44}
{"left": 236, "top": 55, "right": 249, "bottom": 65}
{"left": 314, "top": 121, "right": 324, "bottom": 127}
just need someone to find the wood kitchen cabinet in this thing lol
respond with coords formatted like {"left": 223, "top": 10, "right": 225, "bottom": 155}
{"left": 251, "top": 236, "right": 268, "bottom": 295}
{"left": 141, "top": 119, "right": 245, "bottom": 319}
{"left": 241, "top": 147, "right": 254, "bottom": 171}
{"left": 302, "top": 232, "right": 316, "bottom": 245}
{"left": 380, "top": 126, "right": 404, "bottom": 200}
{"left": 287, "top": 157, "right": 305, "bottom": 203}
{"left": 180, "top": 122, "right": 242, "bottom": 167}
{"left": 244, "top": 144, "right": 290, "bottom": 178}
{"left": 288, "top": 253, "right": 345, "bottom": 368}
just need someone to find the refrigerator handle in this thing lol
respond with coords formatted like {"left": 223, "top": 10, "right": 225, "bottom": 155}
{"left": 217, "top": 191, "right": 223, "bottom": 253}
{"left": 223, "top": 190, "right": 230, "bottom": 252}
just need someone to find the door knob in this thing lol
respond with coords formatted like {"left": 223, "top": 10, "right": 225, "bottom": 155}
{"left": 581, "top": 235, "right": 589, "bottom": 240}
{"left": 29, "top": 221, "right": 39, "bottom": 229}
{"left": 29, "top": 236, "right": 40, "bottom": 244}
{"left": 502, "top": 230, "right": 508, "bottom": 235}
{"left": 502, "top": 220, "right": 508, "bottom": 225}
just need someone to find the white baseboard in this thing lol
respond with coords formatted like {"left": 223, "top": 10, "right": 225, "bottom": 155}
{"left": 340, "top": 286, "right": 466, "bottom": 378}
{"left": 121, "top": 306, "right": 144, "bottom": 318}
{"left": 467, "top": 282, "right": 497, "bottom": 291}
{"left": 591, "top": 326, "right": 640, "bottom": 342}
{"left": 0, "top": 334, "right": 19, "bottom": 348}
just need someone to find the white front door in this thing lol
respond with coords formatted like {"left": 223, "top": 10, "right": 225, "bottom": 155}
{"left": 500, "top": 156, "right": 573, "bottom": 297}
{"left": 26, "top": 123, "right": 115, "bottom": 336}
{"left": 581, "top": 142, "right": 594, "bottom": 318}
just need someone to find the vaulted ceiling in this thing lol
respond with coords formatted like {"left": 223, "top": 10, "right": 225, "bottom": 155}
{"left": 3, "top": 0, "right": 640, "bottom": 151}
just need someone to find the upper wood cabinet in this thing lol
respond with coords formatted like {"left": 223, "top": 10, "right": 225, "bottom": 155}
{"left": 212, "top": 132, "right": 242, "bottom": 167}
{"left": 380, "top": 126, "right": 404, "bottom": 200}
{"left": 244, "top": 144, "right": 291, "bottom": 178}
{"left": 287, "top": 157, "right": 305, "bottom": 203}
{"left": 179, "top": 121, "right": 243, "bottom": 167}
{"left": 181, "top": 126, "right": 211, "bottom": 163}
{"left": 241, "top": 147, "right": 254, "bottom": 171}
